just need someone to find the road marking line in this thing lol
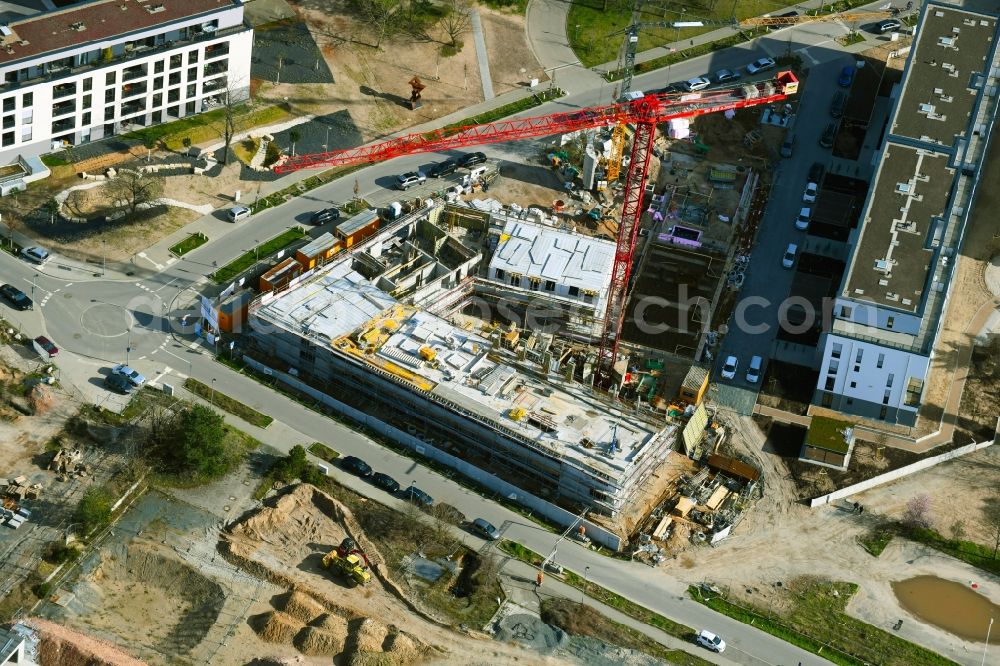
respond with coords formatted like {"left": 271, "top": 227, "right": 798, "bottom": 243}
{"left": 136, "top": 252, "right": 164, "bottom": 271}
{"left": 796, "top": 47, "right": 820, "bottom": 65}
{"left": 166, "top": 257, "right": 177, "bottom": 266}
{"left": 188, "top": 341, "right": 200, "bottom": 349}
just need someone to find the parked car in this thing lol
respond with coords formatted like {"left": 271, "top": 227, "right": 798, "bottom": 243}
{"left": 696, "top": 629, "right": 727, "bottom": 653}
{"left": 340, "top": 455, "right": 373, "bottom": 477}
{"left": 803, "top": 182, "right": 818, "bottom": 203}
{"left": 227, "top": 206, "right": 251, "bottom": 222}
{"left": 457, "top": 152, "right": 487, "bottom": 168}
{"left": 104, "top": 372, "right": 134, "bottom": 394}
{"left": 404, "top": 486, "right": 434, "bottom": 507}
{"left": 310, "top": 207, "right": 340, "bottom": 225}
{"left": 21, "top": 246, "right": 50, "bottom": 264}
{"left": 746, "top": 57, "right": 776, "bottom": 74}
{"left": 830, "top": 91, "right": 846, "bottom": 118}
{"left": 395, "top": 171, "right": 426, "bottom": 190}
{"left": 838, "top": 66, "right": 856, "bottom": 88}
{"left": 714, "top": 68, "right": 741, "bottom": 83}
{"left": 808, "top": 162, "right": 826, "bottom": 183}
{"left": 682, "top": 76, "right": 711, "bottom": 92}
{"left": 112, "top": 364, "right": 146, "bottom": 387}
{"left": 780, "top": 131, "right": 796, "bottom": 158}
{"left": 746, "top": 356, "right": 763, "bottom": 384}
{"left": 33, "top": 335, "right": 58, "bottom": 358}
{"left": 782, "top": 243, "right": 798, "bottom": 269}
{"left": 877, "top": 19, "right": 902, "bottom": 34}
{"left": 795, "top": 207, "right": 811, "bottom": 231}
{"left": 428, "top": 159, "right": 458, "bottom": 178}
{"left": 0, "top": 284, "right": 32, "bottom": 310}
{"left": 819, "top": 122, "right": 837, "bottom": 149}
{"left": 721, "top": 355, "right": 738, "bottom": 380}
{"left": 618, "top": 90, "right": 645, "bottom": 101}
{"left": 470, "top": 517, "right": 501, "bottom": 541}
{"left": 370, "top": 471, "right": 400, "bottom": 493}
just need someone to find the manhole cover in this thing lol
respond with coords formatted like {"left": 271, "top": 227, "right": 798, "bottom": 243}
{"left": 223, "top": 505, "right": 231, "bottom": 512}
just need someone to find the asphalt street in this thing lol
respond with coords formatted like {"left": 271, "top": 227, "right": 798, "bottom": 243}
{"left": 0, "top": 16, "right": 906, "bottom": 666}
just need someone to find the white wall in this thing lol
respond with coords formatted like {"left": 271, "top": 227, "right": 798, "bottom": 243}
{"left": 817, "top": 334, "right": 929, "bottom": 415}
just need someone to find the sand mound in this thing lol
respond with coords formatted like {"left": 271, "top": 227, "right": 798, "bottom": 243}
{"left": 26, "top": 618, "right": 147, "bottom": 666}
{"left": 313, "top": 612, "right": 350, "bottom": 633}
{"left": 351, "top": 618, "right": 389, "bottom": 653}
{"left": 282, "top": 589, "right": 325, "bottom": 624}
{"left": 383, "top": 631, "right": 422, "bottom": 662}
{"left": 294, "top": 626, "right": 348, "bottom": 655}
{"left": 255, "top": 611, "right": 303, "bottom": 644}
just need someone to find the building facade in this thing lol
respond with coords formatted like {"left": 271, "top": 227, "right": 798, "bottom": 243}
{"left": 0, "top": 0, "right": 253, "bottom": 166}
{"left": 813, "top": 2, "right": 1000, "bottom": 425}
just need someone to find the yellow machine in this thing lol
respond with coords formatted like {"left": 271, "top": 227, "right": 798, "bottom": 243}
{"left": 322, "top": 550, "right": 371, "bottom": 585}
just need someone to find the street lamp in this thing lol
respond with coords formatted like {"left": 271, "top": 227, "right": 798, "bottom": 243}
{"left": 983, "top": 617, "right": 994, "bottom": 666}
{"left": 581, "top": 565, "right": 590, "bottom": 605}
{"left": 30, "top": 273, "right": 37, "bottom": 301}
{"left": 211, "top": 377, "right": 217, "bottom": 406}
{"left": 102, "top": 239, "right": 106, "bottom": 276}
{"left": 324, "top": 125, "right": 331, "bottom": 153}
{"left": 254, "top": 239, "right": 260, "bottom": 262}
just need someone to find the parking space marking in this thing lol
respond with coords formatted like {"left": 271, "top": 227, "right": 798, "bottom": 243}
{"left": 797, "top": 47, "right": 820, "bottom": 65}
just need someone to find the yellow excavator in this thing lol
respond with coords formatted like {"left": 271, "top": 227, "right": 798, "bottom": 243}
{"left": 322, "top": 537, "right": 372, "bottom": 585}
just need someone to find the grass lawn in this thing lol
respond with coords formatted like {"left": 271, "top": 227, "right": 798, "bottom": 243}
{"left": 308, "top": 442, "right": 339, "bottom": 462}
{"left": 439, "top": 88, "right": 563, "bottom": 133}
{"left": 210, "top": 226, "right": 306, "bottom": 284}
{"left": 858, "top": 523, "right": 897, "bottom": 556}
{"left": 168, "top": 232, "right": 209, "bottom": 257}
{"left": 183, "top": 377, "right": 274, "bottom": 428}
{"left": 122, "top": 104, "right": 291, "bottom": 152}
{"left": 690, "top": 580, "right": 959, "bottom": 666}
{"left": 905, "top": 527, "right": 1000, "bottom": 577}
{"left": 80, "top": 386, "right": 180, "bottom": 426}
{"left": 233, "top": 137, "right": 260, "bottom": 164}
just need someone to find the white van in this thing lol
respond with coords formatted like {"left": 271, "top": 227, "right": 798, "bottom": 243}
{"left": 468, "top": 165, "right": 489, "bottom": 183}
{"left": 746, "top": 356, "right": 763, "bottom": 384}
{"left": 227, "top": 205, "right": 251, "bottom": 222}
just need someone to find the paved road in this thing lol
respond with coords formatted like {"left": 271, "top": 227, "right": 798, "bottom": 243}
{"left": 0, "top": 19, "right": 912, "bottom": 666}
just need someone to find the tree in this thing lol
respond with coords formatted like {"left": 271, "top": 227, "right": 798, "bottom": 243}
{"left": 102, "top": 168, "right": 164, "bottom": 217}
{"left": 74, "top": 486, "right": 113, "bottom": 535}
{"left": 440, "top": 0, "right": 472, "bottom": 48}
{"left": 168, "top": 404, "right": 228, "bottom": 478}
{"left": 207, "top": 83, "right": 250, "bottom": 166}
{"left": 64, "top": 190, "right": 85, "bottom": 218}
{"left": 289, "top": 129, "right": 301, "bottom": 158}
{"left": 181, "top": 136, "right": 192, "bottom": 156}
{"left": 983, "top": 494, "right": 1000, "bottom": 559}
{"left": 352, "top": 0, "right": 403, "bottom": 49}
{"left": 902, "top": 494, "right": 932, "bottom": 530}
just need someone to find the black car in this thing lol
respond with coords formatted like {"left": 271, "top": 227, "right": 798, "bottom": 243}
{"left": 819, "top": 122, "right": 837, "bottom": 149}
{"left": 104, "top": 372, "right": 134, "bottom": 395}
{"left": 310, "top": 207, "right": 340, "bottom": 225}
{"left": 0, "top": 284, "right": 32, "bottom": 310}
{"left": 340, "top": 455, "right": 372, "bottom": 477}
{"left": 808, "top": 162, "right": 825, "bottom": 184}
{"left": 457, "top": 152, "right": 487, "bottom": 168}
{"left": 830, "top": 91, "right": 846, "bottom": 119}
{"left": 404, "top": 486, "right": 434, "bottom": 507}
{"left": 428, "top": 159, "right": 458, "bottom": 178}
{"left": 370, "top": 472, "right": 400, "bottom": 493}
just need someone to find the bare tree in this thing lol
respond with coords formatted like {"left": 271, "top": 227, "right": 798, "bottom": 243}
{"left": 902, "top": 494, "right": 933, "bottom": 530}
{"left": 352, "top": 0, "right": 403, "bottom": 49}
{"left": 207, "top": 82, "right": 250, "bottom": 166}
{"left": 983, "top": 494, "right": 1000, "bottom": 558}
{"left": 440, "top": 0, "right": 472, "bottom": 48}
{"left": 102, "top": 168, "right": 165, "bottom": 217}
{"left": 64, "top": 190, "right": 86, "bottom": 217}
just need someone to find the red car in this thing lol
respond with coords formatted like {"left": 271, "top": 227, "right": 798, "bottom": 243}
{"left": 33, "top": 335, "right": 58, "bottom": 358}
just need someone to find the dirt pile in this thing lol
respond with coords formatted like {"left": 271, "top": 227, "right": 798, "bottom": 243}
{"left": 29, "top": 384, "right": 55, "bottom": 415}
{"left": 255, "top": 611, "right": 302, "bottom": 644}
{"left": 282, "top": 589, "right": 326, "bottom": 623}
{"left": 294, "top": 626, "right": 347, "bottom": 655}
{"left": 26, "top": 618, "right": 147, "bottom": 666}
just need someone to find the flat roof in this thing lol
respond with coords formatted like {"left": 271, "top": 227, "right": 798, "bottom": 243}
{"left": 489, "top": 219, "right": 614, "bottom": 295}
{"left": 843, "top": 142, "right": 952, "bottom": 313}
{"left": 254, "top": 260, "right": 669, "bottom": 481}
{"left": 890, "top": 5, "right": 998, "bottom": 147}
{"left": 0, "top": 0, "right": 237, "bottom": 66}
{"left": 336, "top": 209, "right": 379, "bottom": 237}
{"left": 805, "top": 416, "right": 853, "bottom": 454}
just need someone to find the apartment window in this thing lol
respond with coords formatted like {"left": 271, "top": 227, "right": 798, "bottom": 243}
{"left": 879, "top": 406, "right": 888, "bottom": 419}
{"left": 840, "top": 305, "right": 853, "bottom": 318}
{"left": 167, "top": 88, "right": 180, "bottom": 103}
{"left": 83, "top": 77, "right": 92, "bottom": 92}
{"left": 186, "top": 83, "right": 196, "bottom": 98}
{"left": 167, "top": 105, "right": 179, "bottom": 118}
{"left": 904, "top": 377, "right": 923, "bottom": 406}
{"left": 528, "top": 278, "right": 539, "bottom": 291}
{"left": 886, "top": 316, "right": 895, "bottom": 329}
{"left": 20, "top": 127, "right": 31, "bottom": 142}
{"left": 1, "top": 131, "right": 13, "bottom": 147}
{"left": 849, "top": 381, "right": 856, "bottom": 389}
{"left": 846, "top": 398, "right": 854, "bottom": 406}
{"left": 568, "top": 286, "right": 580, "bottom": 297}
{"left": 21, "top": 92, "right": 32, "bottom": 107}
{"left": 886, "top": 373, "right": 894, "bottom": 388}
{"left": 169, "top": 72, "right": 181, "bottom": 86}
{"left": 82, "top": 112, "right": 91, "bottom": 126}
{"left": 81, "top": 94, "right": 91, "bottom": 110}
{"left": 104, "top": 105, "right": 115, "bottom": 121}
{"left": 494, "top": 268, "right": 505, "bottom": 280}
{"left": 188, "top": 49, "right": 199, "bottom": 63}
{"left": 105, "top": 89, "right": 115, "bottom": 104}
{"left": 154, "top": 77, "right": 164, "bottom": 91}
{"left": 104, "top": 122, "right": 115, "bottom": 137}
{"left": 152, "top": 93, "right": 162, "bottom": 108}
{"left": 106, "top": 71, "right": 116, "bottom": 85}
{"left": 825, "top": 377, "right": 835, "bottom": 391}
{"left": 2, "top": 98, "right": 13, "bottom": 113}
{"left": 509, "top": 274, "right": 518, "bottom": 286}
{"left": 152, "top": 110, "right": 162, "bottom": 124}
{"left": 855, "top": 349, "right": 863, "bottom": 363}
{"left": 877, "top": 353, "right": 885, "bottom": 369}
{"left": 831, "top": 343, "right": 842, "bottom": 359}
{"left": 185, "top": 101, "right": 195, "bottom": 114}
{"left": 821, "top": 392, "right": 833, "bottom": 407}
{"left": 883, "top": 390, "right": 891, "bottom": 405}
{"left": 2, "top": 115, "right": 12, "bottom": 130}
{"left": 187, "top": 67, "right": 197, "bottom": 82}
{"left": 544, "top": 280, "right": 556, "bottom": 292}
{"left": 154, "top": 60, "right": 164, "bottom": 74}
{"left": 170, "top": 54, "right": 182, "bottom": 69}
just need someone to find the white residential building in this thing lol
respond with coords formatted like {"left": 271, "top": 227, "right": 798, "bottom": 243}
{"left": 813, "top": 2, "right": 1000, "bottom": 425}
{"left": 0, "top": 0, "right": 253, "bottom": 168}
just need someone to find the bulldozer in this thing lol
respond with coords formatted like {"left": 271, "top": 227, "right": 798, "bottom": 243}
{"left": 322, "top": 537, "right": 371, "bottom": 586}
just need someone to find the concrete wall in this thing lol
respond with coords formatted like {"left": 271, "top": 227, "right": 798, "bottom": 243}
{"left": 808, "top": 440, "right": 994, "bottom": 507}
{"left": 242, "top": 356, "right": 625, "bottom": 551}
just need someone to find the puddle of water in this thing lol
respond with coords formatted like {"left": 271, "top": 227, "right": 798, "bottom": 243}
{"left": 891, "top": 575, "right": 999, "bottom": 642}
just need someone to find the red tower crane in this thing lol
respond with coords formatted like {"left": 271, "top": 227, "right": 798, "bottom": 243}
{"left": 276, "top": 72, "right": 799, "bottom": 378}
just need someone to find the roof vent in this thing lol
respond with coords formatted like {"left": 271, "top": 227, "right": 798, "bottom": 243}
{"left": 146, "top": 4, "right": 165, "bottom": 12}
{"left": 0, "top": 25, "right": 12, "bottom": 38}
{"left": 120, "top": 3, "right": 128, "bottom": 10}
{"left": 17, "top": 40, "right": 27, "bottom": 46}
{"left": 71, "top": 21, "right": 86, "bottom": 31}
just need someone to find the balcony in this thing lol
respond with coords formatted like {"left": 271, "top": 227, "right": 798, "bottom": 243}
{"left": 53, "top": 82, "right": 76, "bottom": 99}
{"left": 52, "top": 100, "right": 76, "bottom": 117}
{"left": 202, "top": 78, "right": 225, "bottom": 93}
{"left": 121, "top": 101, "right": 146, "bottom": 117}
{"left": 122, "top": 82, "right": 147, "bottom": 99}
{"left": 203, "top": 61, "right": 228, "bottom": 78}
{"left": 123, "top": 65, "right": 147, "bottom": 82}
{"left": 204, "top": 43, "right": 229, "bottom": 60}
{"left": 51, "top": 117, "right": 75, "bottom": 134}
